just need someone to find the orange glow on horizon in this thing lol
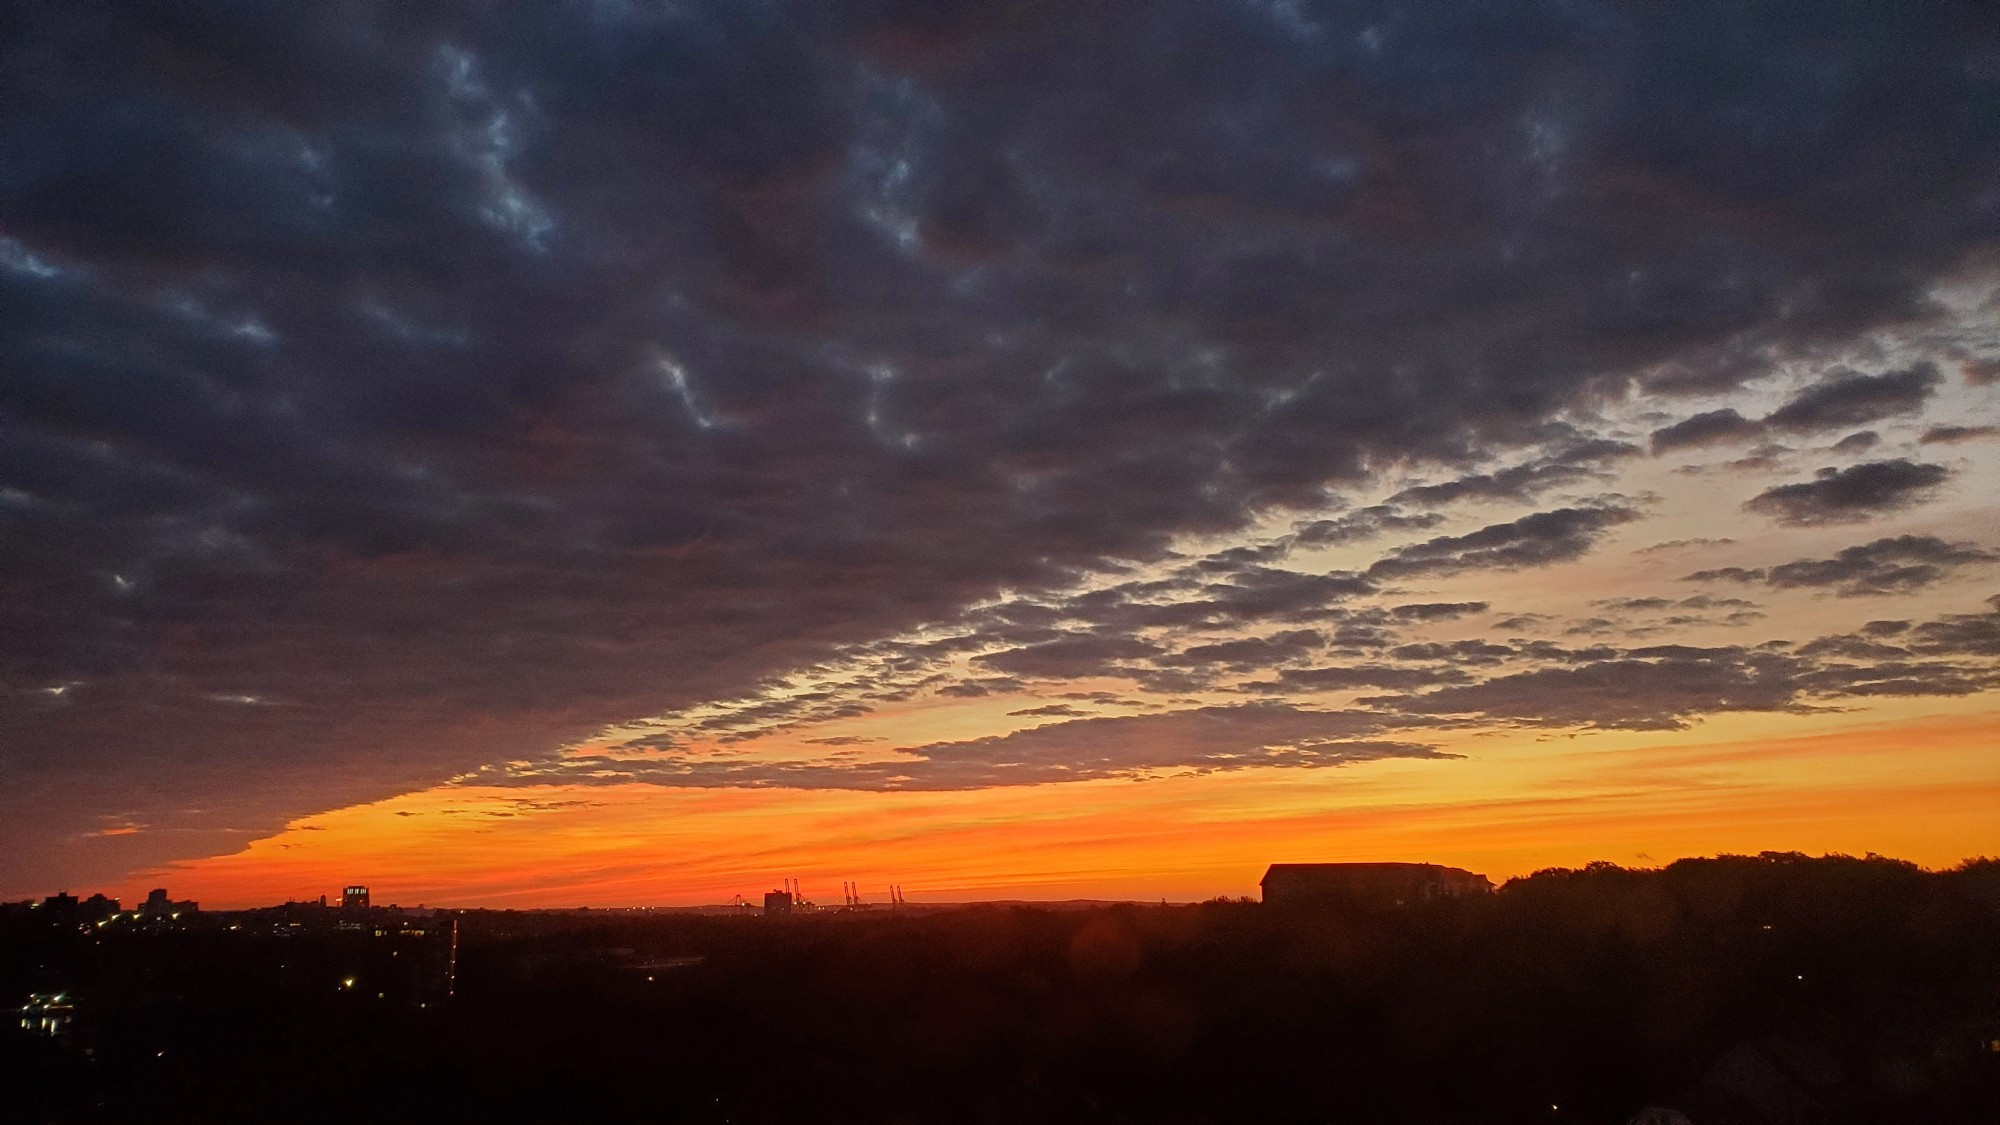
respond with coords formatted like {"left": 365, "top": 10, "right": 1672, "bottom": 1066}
{"left": 139, "top": 706, "right": 2000, "bottom": 910}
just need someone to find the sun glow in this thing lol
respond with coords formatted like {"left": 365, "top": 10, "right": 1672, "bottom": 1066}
{"left": 146, "top": 704, "right": 2000, "bottom": 909}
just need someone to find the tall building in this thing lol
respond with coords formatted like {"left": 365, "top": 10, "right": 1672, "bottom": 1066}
{"left": 140, "top": 888, "right": 197, "bottom": 917}
{"left": 342, "top": 885, "right": 371, "bottom": 910}
{"left": 762, "top": 890, "right": 792, "bottom": 916}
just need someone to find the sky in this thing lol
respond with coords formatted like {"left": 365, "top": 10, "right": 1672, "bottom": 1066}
{"left": 2, "top": 1, "right": 1997, "bottom": 908}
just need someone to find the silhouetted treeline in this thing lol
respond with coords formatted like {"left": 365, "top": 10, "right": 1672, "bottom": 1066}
{"left": 3, "top": 853, "right": 1996, "bottom": 1123}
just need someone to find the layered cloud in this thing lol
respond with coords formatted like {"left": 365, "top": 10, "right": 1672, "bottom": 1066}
{"left": 1687, "top": 536, "right": 1996, "bottom": 597}
{"left": 1650, "top": 363, "right": 1943, "bottom": 453}
{"left": 492, "top": 703, "right": 1450, "bottom": 792}
{"left": 1765, "top": 364, "right": 1943, "bottom": 432}
{"left": 1650, "top": 409, "right": 1765, "bottom": 454}
{"left": 1742, "top": 461, "right": 1953, "bottom": 525}
{"left": 493, "top": 598, "right": 2000, "bottom": 785}
{"left": 1368, "top": 506, "right": 1640, "bottom": 579}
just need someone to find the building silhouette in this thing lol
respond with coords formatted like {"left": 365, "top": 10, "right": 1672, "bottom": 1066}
{"left": 342, "top": 885, "right": 371, "bottom": 910}
{"left": 1261, "top": 862, "right": 1493, "bottom": 907}
{"left": 763, "top": 890, "right": 793, "bottom": 916}
{"left": 140, "top": 887, "right": 197, "bottom": 916}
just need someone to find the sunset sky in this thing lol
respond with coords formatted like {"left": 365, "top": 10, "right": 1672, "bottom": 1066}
{"left": 3, "top": 2, "right": 1996, "bottom": 908}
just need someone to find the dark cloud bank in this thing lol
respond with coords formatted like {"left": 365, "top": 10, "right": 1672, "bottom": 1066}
{"left": 3, "top": 2, "right": 1999, "bottom": 888}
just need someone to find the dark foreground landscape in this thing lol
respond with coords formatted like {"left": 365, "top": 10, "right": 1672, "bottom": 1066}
{"left": 5, "top": 853, "right": 1998, "bottom": 1124}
